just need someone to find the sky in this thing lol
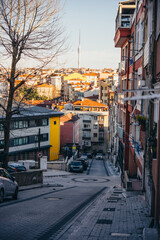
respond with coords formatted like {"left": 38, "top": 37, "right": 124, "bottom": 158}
{"left": 57, "top": 0, "right": 121, "bottom": 70}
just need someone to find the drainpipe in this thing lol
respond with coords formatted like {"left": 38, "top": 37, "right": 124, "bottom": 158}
{"left": 124, "top": 41, "right": 131, "bottom": 171}
{"left": 155, "top": 101, "right": 160, "bottom": 226}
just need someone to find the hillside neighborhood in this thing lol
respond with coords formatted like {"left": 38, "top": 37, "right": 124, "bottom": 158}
{"left": 0, "top": 0, "right": 160, "bottom": 239}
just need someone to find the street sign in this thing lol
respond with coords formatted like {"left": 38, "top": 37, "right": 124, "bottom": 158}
{"left": 72, "top": 144, "right": 76, "bottom": 152}
{"left": 37, "top": 151, "right": 43, "bottom": 158}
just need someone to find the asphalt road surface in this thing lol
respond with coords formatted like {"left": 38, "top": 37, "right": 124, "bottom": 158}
{"left": 0, "top": 158, "right": 120, "bottom": 240}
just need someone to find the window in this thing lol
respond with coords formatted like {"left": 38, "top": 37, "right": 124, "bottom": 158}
{"left": 84, "top": 124, "right": 90, "bottom": 128}
{"left": 83, "top": 132, "right": 90, "bottom": 138}
{"left": 13, "top": 120, "right": 28, "bottom": 129}
{"left": 0, "top": 140, "right": 4, "bottom": 149}
{"left": 54, "top": 121, "right": 56, "bottom": 125}
{"left": 99, "top": 116, "right": 104, "bottom": 122}
{"left": 13, "top": 137, "right": 29, "bottom": 146}
{"left": 99, "top": 132, "right": 104, "bottom": 138}
{"left": 36, "top": 118, "right": 48, "bottom": 126}
{"left": 0, "top": 123, "right": 4, "bottom": 131}
{"left": 93, "top": 124, "right": 98, "bottom": 129}
{"left": 93, "top": 133, "right": 97, "bottom": 138}
{"left": 94, "top": 116, "right": 97, "bottom": 120}
{"left": 35, "top": 133, "right": 48, "bottom": 142}
{"left": 42, "top": 118, "right": 48, "bottom": 126}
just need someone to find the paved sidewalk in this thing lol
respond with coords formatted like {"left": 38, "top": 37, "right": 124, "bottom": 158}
{"left": 54, "top": 186, "right": 154, "bottom": 240}
{"left": 43, "top": 169, "right": 73, "bottom": 177}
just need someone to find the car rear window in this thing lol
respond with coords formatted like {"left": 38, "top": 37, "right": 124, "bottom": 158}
{"left": 71, "top": 161, "right": 82, "bottom": 165}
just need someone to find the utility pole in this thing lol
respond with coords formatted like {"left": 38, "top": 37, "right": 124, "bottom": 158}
{"left": 38, "top": 128, "right": 41, "bottom": 168}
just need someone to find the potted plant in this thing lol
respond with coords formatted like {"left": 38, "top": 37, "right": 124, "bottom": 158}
{"left": 135, "top": 115, "right": 147, "bottom": 131}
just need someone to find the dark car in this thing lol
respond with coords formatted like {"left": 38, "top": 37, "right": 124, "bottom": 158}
{"left": 87, "top": 153, "right": 92, "bottom": 159}
{"left": 69, "top": 161, "right": 84, "bottom": 173}
{"left": 8, "top": 163, "right": 26, "bottom": 172}
{"left": 78, "top": 159, "right": 88, "bottom": 170}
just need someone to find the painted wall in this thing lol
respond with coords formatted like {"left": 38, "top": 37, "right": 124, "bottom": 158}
{"left": 60, "top": 121, "right": 73, "bottom": 147}
{"left": 50, "top": 116, "right": 60, "bottom": 161}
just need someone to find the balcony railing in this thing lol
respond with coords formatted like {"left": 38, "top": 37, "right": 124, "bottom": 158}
{"left": 82, "top": 136, "right": 91, "bottom": 140}
{"left": 83, "top": 120, "right": 91, "bottom": 123}
{"left": 99, "top": 137, "right": 104, "bottom": 142}
{"left": 99, "top": 127, "right": 104, "bottom": 132}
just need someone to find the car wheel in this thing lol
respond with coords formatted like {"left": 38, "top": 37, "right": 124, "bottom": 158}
{"left": 0, "top": 189, "right": 4, "bottom": 203}
{"left": 13, "top": 188, "right": 18, "bottom": 200}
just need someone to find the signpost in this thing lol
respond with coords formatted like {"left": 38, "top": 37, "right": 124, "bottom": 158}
{"left": 37, "top": 151, "right": 43, "bottom": 159}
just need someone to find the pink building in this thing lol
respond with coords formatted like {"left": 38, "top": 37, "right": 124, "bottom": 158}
{"left": 60, "top": 113, "right": 79, "bottom": 147}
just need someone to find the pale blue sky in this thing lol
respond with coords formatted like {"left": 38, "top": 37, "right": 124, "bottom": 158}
{"left": 57, "top": 0, "right": 121, "bottom": 69}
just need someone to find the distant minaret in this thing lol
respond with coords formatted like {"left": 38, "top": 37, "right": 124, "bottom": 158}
{"left": 78, "top": 31, "right": 81, "bottom": 69}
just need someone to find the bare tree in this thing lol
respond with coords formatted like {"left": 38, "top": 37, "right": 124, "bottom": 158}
{"left": 0, "top": 0, "right": 65, "bottom": 168}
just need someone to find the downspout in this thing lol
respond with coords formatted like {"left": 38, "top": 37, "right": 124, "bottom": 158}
{"left": 124, "top": 41, "right": 131, "bottom": 171}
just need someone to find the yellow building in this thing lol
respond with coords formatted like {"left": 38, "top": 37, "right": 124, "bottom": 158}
{"left": 50, "top": 115, "right": 61, "bottom": 161}
{"left": 63, "top": 73, "right": 87, "bottom": 81}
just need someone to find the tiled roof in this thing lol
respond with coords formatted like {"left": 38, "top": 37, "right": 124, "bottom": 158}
{"left": 83, "top": 73, "right": 98, "bottom": 76}
{"left": 25, "top": 100, "right": 44, "bottom": 105}
{"left": 35, "top": 84, "right": 54, "bottom": 88}
{"left": 60, "top": 115, "right": 71, "bottom": 122}
{"left": 73, "top": 99, "right": 107, "bottom": 108}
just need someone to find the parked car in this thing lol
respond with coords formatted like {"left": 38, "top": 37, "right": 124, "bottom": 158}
{"left": 77, "top": 159, "right": 88, "bottom": 170}
{"left": 0, "top": 168, "right": 19, "bottom": 203}
{"left": 69, "top": 161, "right": 84, "bottom": 173}
{"left": 95, "top": 153, "right": 104, "bottom": 160}
{"left": 79, "top": 155, "right": 88, "bottom": 161}
{"left": 8, "top": 163, "right": 27, "bottom": 172}
{"left": 87, "top": 153, "right": 92, "bottom": 159}
{"left": 79, "top": 156, "right": 89, "bottom": 169}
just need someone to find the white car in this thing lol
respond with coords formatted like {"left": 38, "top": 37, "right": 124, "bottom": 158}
{"left": 0, "top": 168, "right": 19, "bottom": 203}
{"left": 95, "top": 153, "right": 104, "bottom": 160}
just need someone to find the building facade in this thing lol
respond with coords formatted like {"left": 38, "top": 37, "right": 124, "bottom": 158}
{"left": 0, "top": 106, "right": 63, "bottom": 162}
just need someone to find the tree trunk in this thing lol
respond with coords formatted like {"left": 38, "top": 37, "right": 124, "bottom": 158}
{"left": 3, "top": 47, "right": 17, "bottom": 169}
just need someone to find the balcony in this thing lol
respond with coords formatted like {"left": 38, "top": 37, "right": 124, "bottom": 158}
{"left": 114, "top": 0, "right": 136, "bottom": 48}
{"left": 116, "top": 14, "right": 133, "bottom": 30}
{"left": 82, "top": 136, "right": 91, "bottom": 140}
{"left": 99, "top": 137, "right": 104, "bottom": 142}
{"left": 82, "top": 128, "right": 91, "bottom": 131}
{"left": 99, "top": 127, "right": 104, "bottom": 132}
{"left": 83, "top": 119, "right": 91, "bottom": 123}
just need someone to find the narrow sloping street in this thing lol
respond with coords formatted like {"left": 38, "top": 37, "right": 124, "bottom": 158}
{"left": 0, "top": 158, "right": 153, "bottom": 240}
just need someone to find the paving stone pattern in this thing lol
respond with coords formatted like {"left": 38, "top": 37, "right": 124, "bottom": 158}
{"left": 53, "top": 187, "right": 152, "bottom": 240}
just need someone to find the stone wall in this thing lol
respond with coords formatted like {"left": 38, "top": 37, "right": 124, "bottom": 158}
{"left": 11, "top": 170, "right": 43, "bottom": 186}
{"left": 47, "top": 161, "right": 67, "bottom": 171}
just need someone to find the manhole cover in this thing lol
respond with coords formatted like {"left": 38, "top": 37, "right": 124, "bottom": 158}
{"left": 103, "top": 208, "right": 115, "bottom": 211}
{"left": 72, "top": 178, "right": 110, "bottom": 183}
{"left": 97, "top": 219, "right": 112, "bottom": 224}
{"left": 111, "top": 233, "right": 131, "bottom": 237}
{"left": 44, "top": 197, "right": 61, "bottom": 200}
